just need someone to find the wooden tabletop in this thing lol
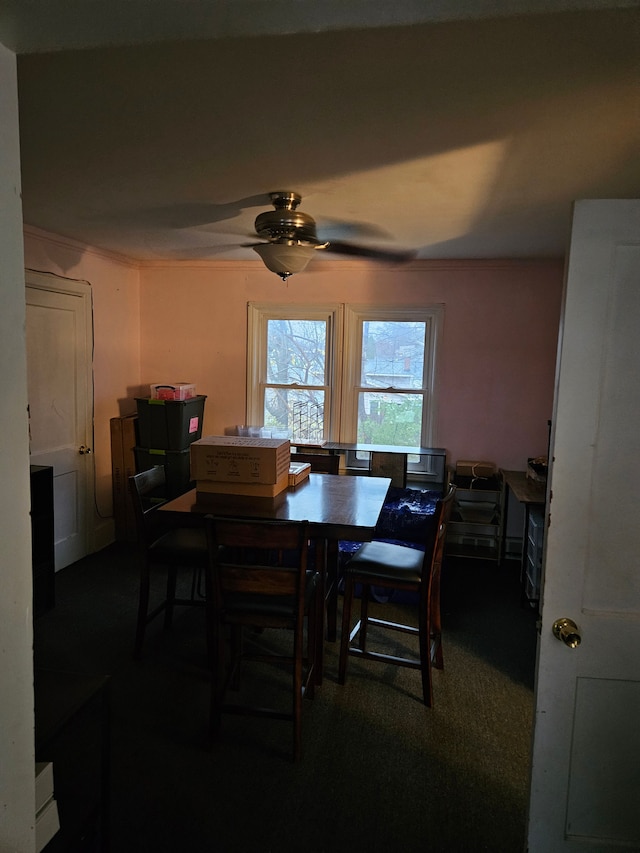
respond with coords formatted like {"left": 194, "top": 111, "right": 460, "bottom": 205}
{"left": 501, "top": 469, "right": 546, "bottom": 505}
{"left": 159, "top": 473, "right": 392, "bottom": 541}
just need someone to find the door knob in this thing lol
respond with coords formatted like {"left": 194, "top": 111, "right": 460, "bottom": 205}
{"left": 552, "top": 617, "right": 581, "bottom": 648}
{"left": 78, "top": 445, "right": 92, "bottom": 455}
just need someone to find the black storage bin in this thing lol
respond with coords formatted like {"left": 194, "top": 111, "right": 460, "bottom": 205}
{"left": 135, "top": 395, "right": 206, "bottom": 450}
{"left": 134, "top": 447, "right": 194, "bottom": 498}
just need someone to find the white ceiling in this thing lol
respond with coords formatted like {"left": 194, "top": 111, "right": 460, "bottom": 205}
{"left": 5, "top": 1, "right": 640, "bottom": 264}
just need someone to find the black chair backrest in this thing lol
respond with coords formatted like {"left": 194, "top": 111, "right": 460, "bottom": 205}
{"left": 290, "top": 452, "right": 339, "bottom": 475}
{"left": 129, "top": 466, "right": 169, "bottom": 544}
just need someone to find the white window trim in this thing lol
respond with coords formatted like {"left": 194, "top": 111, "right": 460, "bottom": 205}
{"left": 341, "top": 304, "right": 443, "bottom": 472}
{"left": 247, "top": 303, "right": 344, "bottom": 439}
{"left": 341, "top": 304, "right": 443, "bottom": 443}
{"left": 247, "top": 302, "right": 443, "bottom": 460}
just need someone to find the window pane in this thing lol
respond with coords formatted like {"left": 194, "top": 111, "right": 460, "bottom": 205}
{"left": 264, "top": 388, "right": 325, "bottom": 442}
{"left": 357, "top": 391, "right": 423, "bottom": 446}
{"left": 266, "top": 319, "right": 326, "bottom": 386}
{"left": 361, "top": 321, "right": 425, "bottom": 388}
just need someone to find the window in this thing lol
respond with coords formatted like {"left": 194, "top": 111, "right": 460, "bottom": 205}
{"left": 247, "top": 304, "right": 342, "bottom": 442}
{"left": 247, "top": 303, "right": 442, "bottom": 469}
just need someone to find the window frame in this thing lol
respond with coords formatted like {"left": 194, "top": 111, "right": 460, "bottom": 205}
{"left": 246, "top": 303, "right": 343, "bottom": 440}
{"left": 341, "top": 304, "right": 443, "bottom": 471}
{"left": 247, "top": 302, "right": 442, "bottom": 466}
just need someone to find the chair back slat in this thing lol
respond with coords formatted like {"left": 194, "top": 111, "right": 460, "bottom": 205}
{"left": 206, "top": 518, "right": 310, "bottom": 608}
{"left": 218, "top": 565, "right": 299, "bottom": 597}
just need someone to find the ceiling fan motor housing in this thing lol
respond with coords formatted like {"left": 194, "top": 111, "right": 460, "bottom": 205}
{"left": 254, "top": 191, "right": 320, "bottom": 244}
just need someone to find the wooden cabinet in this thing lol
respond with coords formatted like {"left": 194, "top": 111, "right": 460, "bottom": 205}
{"left": 446, "top": 470, "right": 504, "bottom": 564}
{"left": 31, "top": 465, "right": 55, "bottom": 617}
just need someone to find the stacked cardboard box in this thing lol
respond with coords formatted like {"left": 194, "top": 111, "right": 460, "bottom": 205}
{"left": 191, "top": 435, "right": 291, "bottom": 499}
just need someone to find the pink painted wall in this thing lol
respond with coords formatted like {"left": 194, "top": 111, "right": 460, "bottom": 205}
{"left": 139, "top": 258, "right": 563, "bottom": 471}
{"left": 20, "top": 227, "right": 562, "bottom": 546}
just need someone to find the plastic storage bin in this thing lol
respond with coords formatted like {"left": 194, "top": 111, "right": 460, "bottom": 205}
{"left": 134, "top": 447, "right": 193, "bottom": 498}
{"left": 135, "top": 395, "right": 206, "bottom": 450}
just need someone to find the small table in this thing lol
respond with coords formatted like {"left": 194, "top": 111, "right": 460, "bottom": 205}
{"left": 159, "top": 473, "right": 392, "bottom": 677}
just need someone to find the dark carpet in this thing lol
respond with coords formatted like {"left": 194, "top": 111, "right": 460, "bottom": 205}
{"left": 34, "top": 542, "right": 537, "bottom": 853}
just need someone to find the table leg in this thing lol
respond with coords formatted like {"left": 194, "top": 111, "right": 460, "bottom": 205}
{"left": 326, "top": 539, "right": 339, "bottom": 643}
{"left": 314, "top": 537, "right": 327, "bottom": 685}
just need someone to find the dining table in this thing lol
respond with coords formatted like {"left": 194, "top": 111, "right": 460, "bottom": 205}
{"left": 158, "top": 472, "right": 392, "bottom": 681}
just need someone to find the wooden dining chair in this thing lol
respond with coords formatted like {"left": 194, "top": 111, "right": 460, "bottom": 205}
{"left": 204, "top": 516, "right": 322, "bottom": 761}
{"left": 129, "top": 466, "right": 208, "bottom": 659}
{"left": 338, "top": 484, "right": 455, "bottom": 706}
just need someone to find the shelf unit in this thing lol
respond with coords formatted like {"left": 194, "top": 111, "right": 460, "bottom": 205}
{"left": 446, "top": 469, "right": 504, "bottom": 563}
{"left": 501, "top": 470, "right": 547, "bottom": 608}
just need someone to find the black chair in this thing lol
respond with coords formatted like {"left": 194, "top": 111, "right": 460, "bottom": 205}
{"left": 129, "top": 466, "right": 208, "bottom": 659}
{"left": 204, "top": 516, "right": 322, "bottom": 761}
{"left": 290, "top": 451, "right": 340, "bottom": 475}
{"left": 338, "top": 484, "right": 455, "bottom": 706}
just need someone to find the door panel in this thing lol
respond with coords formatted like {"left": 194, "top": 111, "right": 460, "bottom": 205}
{"left": 26, "top": 272, "right": 93, "bottom": 569}
{"left": 527, "top": 202, "right": 640, "bottom": 851}
{"left": 567, "top": 678, "right": 640, "bottom": 842}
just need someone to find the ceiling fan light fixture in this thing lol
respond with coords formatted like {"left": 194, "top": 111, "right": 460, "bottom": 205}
{"left": 253, "top": 242, "right": 317, "bottom": 280}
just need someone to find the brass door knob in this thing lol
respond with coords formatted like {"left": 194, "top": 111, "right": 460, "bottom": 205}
{"left": 552, "top": 617, "right": 581, "bottom": 648}
{"left": 79, "top": 445, "right": 92, "bottom": 455}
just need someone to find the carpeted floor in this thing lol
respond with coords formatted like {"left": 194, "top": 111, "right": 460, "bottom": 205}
{"left": 34, "top": 542, "right": 537, "bottom": 853}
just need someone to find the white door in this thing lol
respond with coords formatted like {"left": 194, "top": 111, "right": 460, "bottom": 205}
{"left": 26, "top": 271, "right": 94, "bottom": 569}
{"left": 527, "top": 200, "right": 640, "bottom": 851}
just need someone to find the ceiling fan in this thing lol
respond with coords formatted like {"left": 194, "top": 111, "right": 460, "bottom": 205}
{"left": 245, "top": 191, "right": 416, "bottom": 280}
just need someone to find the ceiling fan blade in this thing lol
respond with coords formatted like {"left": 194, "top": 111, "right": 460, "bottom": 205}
{"left": 325, "top": 240, "right": 416, "bottom": 264}
{"left": 316, "top": 218, "right": 392, "bottom": 242}
{"left": 97, "top": 194, "right": 272, "bottom": 230}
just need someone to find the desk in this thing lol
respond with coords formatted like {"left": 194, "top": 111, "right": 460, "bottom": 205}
{"left": 501, "top": 470, "right": 546, "bottom": 606}
{"left": 159, "top": 473, "right": 392, "bottom": 676}
{"left": 294, "top": 443, "right": 447, "bottom": 488}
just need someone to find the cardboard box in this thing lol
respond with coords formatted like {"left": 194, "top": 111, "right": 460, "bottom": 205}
{"left": 196, "top": 469, "right": 289, "bottom": 498}
{"left": 190, "top": 435, "right": 290, "bottom": 484}
{"left": 455, "top": 460, "right": 496, "bottom": 479}
{"left": 288, "top": 462, "right": 311, "bottom": 487}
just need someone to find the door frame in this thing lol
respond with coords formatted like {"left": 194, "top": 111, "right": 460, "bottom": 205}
{"left": 25, "top": 268, "right": 95, "bottom": 560}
